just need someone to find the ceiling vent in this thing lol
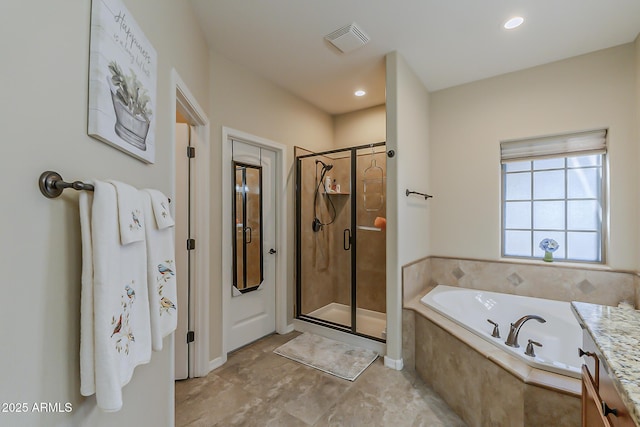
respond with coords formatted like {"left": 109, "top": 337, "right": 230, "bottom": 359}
{"left": 324, "top": 22, "right": 370, "bottom": 54}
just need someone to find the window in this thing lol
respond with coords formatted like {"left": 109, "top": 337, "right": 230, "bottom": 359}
{"left": 501, "top": 129, "right": 607, "bottom": 263}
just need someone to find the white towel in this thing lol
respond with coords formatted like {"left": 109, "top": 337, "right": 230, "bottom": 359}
{"left": 107, "top": 180, "right": 145, "bottom": 245}
{"left": 141, "top": 189, "right": 177, "bottom": 351}
{"left": 90, "top": 181, "right": 151, "bottom": 412}
{"left": 147, "top": 189, "right": 174, "bottom": 229}
{"left": 79, "top": 189, "right": 95, "bottom": 397}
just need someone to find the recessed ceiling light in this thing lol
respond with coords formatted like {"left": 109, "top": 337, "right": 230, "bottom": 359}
{"left": 354, "top": 90, "right": 366, "bottom": 97}
{"left": 504, "top": 16, "right": 524, "bottom": 30}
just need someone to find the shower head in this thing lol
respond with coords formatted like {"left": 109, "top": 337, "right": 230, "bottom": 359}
{"left": 316, "top": 159, "right": 333, "bottom": 171}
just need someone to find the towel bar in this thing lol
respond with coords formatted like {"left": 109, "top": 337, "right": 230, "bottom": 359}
{"left": 39, "top": 171, "right": 94, "bottom": 199}
{"left": 39, "top": 171, "right": 172, "bottom": 203}
{"left": 406, "top": 189, "right": 433, "bottom": 200}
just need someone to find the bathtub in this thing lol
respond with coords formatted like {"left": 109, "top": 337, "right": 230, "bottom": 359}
{"left": 420, "top": 285, "right": 582, "bottom": 379}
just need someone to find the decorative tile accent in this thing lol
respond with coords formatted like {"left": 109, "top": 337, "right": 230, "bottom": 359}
{"left": 425, "top": 256, "right": 635, "bottom": 307}
{"left": 507, "top": 272, "right": 523, "bottom": 287}
{"left": 452, "top": 267, "right": 465, "bottom": 280}
{"left": 577, "top": 279, "right": 596, "bottom": 294}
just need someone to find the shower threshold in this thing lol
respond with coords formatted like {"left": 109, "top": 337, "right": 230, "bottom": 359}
{"left": 307, "top": 303, "right": 386, "bottom": 340}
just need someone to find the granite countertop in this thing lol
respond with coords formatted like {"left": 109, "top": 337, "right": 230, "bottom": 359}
{"left": 571, "top": 301, "right": 640, "bottom": 426}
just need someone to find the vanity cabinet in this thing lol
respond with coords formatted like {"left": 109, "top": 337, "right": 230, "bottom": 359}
{"left": 581, "top": 330, "right": 636, "bottom": 427}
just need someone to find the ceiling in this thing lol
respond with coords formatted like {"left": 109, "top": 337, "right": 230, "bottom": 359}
{"left": 190, "top": 0, "right": 640, "bottom": 115}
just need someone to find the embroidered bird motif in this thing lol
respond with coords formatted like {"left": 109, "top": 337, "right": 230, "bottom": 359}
{"left": 111, "top": 314, "right": 123, "bottom": 337}
{"left": 132, "top": 211, "right": 141, "bottom": 228}
{"left": 158, "top": 264, "right": 175, "bottom": 277}
{"left": 160, "top": 297, "right": 176, "bottom": 310}
{"left": 125, "top": 284, "right": 135, "bottom": 300}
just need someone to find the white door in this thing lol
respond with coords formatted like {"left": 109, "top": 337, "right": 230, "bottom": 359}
{"left": 175, "top": 123, "right": 193, "bottom": 379}
{"left": 227, "top": 139, "right": 277, "bottom": 351}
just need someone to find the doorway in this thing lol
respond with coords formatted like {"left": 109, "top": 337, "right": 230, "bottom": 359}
{"left": 172, "top": 69, "right": 210, "bottom": 379}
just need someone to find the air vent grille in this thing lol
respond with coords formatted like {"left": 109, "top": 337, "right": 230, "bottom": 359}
{"left": 324, "top": 22, "right": 370, "bottom": 53}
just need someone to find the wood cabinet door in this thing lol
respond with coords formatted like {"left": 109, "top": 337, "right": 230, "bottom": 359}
{"left": 582, "top": 365, "right": 613, "bottom": 427}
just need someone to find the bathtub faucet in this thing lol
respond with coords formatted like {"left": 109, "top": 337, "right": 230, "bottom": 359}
{"left": 504, "top": 315, "right": 546, "bottom": 348}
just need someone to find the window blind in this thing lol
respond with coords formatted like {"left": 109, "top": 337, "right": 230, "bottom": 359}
{"left": 500, "top": 129, "right": 607, "bottom": 163}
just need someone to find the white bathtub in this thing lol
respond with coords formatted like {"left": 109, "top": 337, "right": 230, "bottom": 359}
{"left": 420, "top": 285, "right": 582, "bottom": 378}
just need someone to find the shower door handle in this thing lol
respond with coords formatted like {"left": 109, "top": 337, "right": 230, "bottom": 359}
{"left": 245, "top": 226, "right": 252, "bottom": 244}
{"left": 343, "top": 229, "right": 351, "bottom": 251}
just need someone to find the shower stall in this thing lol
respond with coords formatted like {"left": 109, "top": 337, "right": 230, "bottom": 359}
{"left": 295, "top": 142, "right": 387, "bottom": 341}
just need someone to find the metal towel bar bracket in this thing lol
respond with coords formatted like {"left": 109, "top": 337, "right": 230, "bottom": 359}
{"left": 406, "top": 189, "right": 433, "bottom": 200}
{"left": 39, "top": 171, "right": 94, "bottom": 199}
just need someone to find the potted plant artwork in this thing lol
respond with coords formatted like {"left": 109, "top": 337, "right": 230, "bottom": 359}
{"left": 107, "top": 61, "right": 152, "bottom": 151}
{"left": 539, "top": 238, "right": 559, "bottom": 262}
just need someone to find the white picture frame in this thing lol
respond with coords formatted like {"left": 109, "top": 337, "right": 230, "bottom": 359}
{"left": 88, "top": 0, "right": 157, "bottom": 164}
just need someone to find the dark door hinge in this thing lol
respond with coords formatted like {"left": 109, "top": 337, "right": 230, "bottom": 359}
{"left": 187, "top": 238, "right": 196, "bottom": 250}
{"left": 187, "top": 146, "right": 195, "bottom": 158}
{"left": 187, "top": 331, "right": 195, "bottom": 343}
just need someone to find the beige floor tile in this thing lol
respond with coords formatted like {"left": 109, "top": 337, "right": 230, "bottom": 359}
{"left": 176, "top": 332, "right": 466, "bottom": 427}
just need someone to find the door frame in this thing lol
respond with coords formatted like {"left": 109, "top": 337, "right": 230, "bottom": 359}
{"left": 170, "top": 69, "right": 210, "bottom": 378}
{"left": 221, "top": 127, "right": 290, "bottom": 359}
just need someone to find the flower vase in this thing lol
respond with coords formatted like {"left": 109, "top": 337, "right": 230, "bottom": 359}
{"left": 543, "top": 251, "right": 553, "bottom": 262}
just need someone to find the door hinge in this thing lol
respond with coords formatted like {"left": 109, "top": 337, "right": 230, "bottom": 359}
{"left": 187, "top": 146, "right": 195, "bottom": 158}
{"left": 187, "top": 238, "right": 196, "bottom": 250}
{"left": 187, "top": 331, "right": 195, "bottom": 343}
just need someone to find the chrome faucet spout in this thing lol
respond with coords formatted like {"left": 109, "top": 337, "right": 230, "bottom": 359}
{"left": 504, "top": 315, "right": 546, "bottom": 348}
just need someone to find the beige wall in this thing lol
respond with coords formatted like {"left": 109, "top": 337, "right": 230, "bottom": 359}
{"left": 429, "top": 43, "right": 638, "bottom": 270}
{"left": 209, "top": 51, "right": 334, "bottom": 360}
{"left": 333, "top": 104, "right": 386, "bottom": 148}
{"left": 0, "top": 1, "right": 209, "bottom": 426}
{"left": 386, "top": 52, "right": 431, "bottom": 362}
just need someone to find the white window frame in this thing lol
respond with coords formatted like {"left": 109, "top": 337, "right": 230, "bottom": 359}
{"left": 500, "top": 129, "right": 608, "bottom": 264}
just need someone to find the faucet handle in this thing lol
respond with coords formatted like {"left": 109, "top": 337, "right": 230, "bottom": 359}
{"left": 525, "top": 339, "right": 542, "bottom": 357}
{"left": 486, "top": 319, "right": 500, "bottom": 338}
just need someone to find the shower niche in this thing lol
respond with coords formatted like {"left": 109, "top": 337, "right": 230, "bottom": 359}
{"left": 295, "top": 142, "right": 387, "bottom": 341}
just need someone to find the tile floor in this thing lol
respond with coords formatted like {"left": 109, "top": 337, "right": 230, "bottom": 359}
{"left": 176, "top": 332, "right": 467, "bottom": 426}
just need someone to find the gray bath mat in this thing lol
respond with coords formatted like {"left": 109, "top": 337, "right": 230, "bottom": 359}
{"left": 273, "top": 332, "right": 378, "bottom": 381}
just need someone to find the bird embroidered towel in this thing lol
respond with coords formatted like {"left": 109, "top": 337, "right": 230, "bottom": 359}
{"left": 141, "top": 189, "right": 177, "bottom": 351}
{"left": 147, "top": 189, "right": 174, "bottom": 229}
{"left": 107, "top": 180, "right": 145, "bottom": 245}
{"left": 90, "top": 181, "right": 152, "bottom": 412}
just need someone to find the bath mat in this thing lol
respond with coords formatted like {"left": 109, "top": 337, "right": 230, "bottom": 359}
{"left": 273, "top": 332, "right": 378, "bottom": 381}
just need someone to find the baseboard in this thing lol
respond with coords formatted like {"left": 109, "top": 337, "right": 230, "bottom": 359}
{"left": 279, "top": 323, "right": 295, "bottom": 334}
{"left": 384, "top": 355, "right": 404, "bottom": 371}
{"left": 208, "top": 355, "right": 225, "bottom": 372}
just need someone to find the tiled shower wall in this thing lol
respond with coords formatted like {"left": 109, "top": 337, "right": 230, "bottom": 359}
{"left": 403, "top": 256, "right": 638, "bottom": 308}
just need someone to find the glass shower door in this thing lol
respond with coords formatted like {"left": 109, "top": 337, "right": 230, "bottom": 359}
{"left": 355, "top": 146, "right": 387, "bottom": 339}
{"left": 296, "top": 149, "right": 353, "bottom": 331}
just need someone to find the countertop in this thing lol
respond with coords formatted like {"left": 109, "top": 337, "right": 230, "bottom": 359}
{"left": 571, "top": 301, "right": 640, "bottom": 426}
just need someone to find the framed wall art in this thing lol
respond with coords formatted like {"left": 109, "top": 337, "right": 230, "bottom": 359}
{"left": 88, "top": 0, "right": 157, "bottom": 164}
